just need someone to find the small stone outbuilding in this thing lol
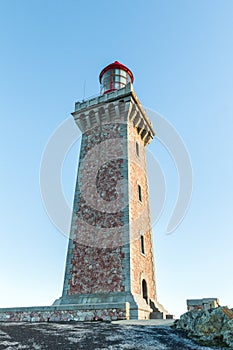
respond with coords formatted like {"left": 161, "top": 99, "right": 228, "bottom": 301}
{"left": 187, "top": 298, "right": 219, "bottom": 311}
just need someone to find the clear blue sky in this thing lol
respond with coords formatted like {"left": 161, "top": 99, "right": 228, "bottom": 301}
{"left": 0, "top": 0, "right": 233, "bottom": 317}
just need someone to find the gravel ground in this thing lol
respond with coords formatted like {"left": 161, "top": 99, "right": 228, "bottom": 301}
{"left": 0, "top": 322, "right": 226, "bottom": 350}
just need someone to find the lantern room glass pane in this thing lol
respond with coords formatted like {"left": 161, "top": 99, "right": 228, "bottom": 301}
{"left": 104, "top": 76, "right": 110, "bottom": 85}
{"left": 120, "top": 76, "right": 126, "bottom": 84}
{"left": 103, "top": 71, "right": 110, "bottom": 78}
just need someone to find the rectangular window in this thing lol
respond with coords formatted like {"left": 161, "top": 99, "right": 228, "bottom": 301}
{"left": 138, "top": 184, "right": 142, "bottom": 202}
{"left": 140, "top": 235, "right": 145, "bottom": 254}
{"left": 136, "top": 142, "right": 139, "bottom": 157}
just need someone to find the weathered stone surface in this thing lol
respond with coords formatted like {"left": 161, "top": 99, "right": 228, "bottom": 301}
{"left": 0, "top": 321, "right": 222, "bottom": 349}
{"left": 0, "top": 303, "right": 129, "bottom": 323}
{"left": 174, "top": 306, "right": 233, "bottom": 348}
{"left": 128, "top": 122, "right": 156, "bottom": 301}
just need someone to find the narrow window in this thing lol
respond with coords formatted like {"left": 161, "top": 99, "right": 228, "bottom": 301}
{"left": 140, "top": 235, "right": 145, "bottom": 254}
{"left": 138, "top": 184, "right": 142, "bottom": 202}
{"left": 136, "top": 141, "right": 139, "bottom": 157}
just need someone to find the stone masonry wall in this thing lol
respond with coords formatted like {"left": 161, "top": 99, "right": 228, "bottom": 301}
{"left": 128, "top": 120, "right": 156, "bottom": 300}
{"left": 61, "top": 91, "right": 156, "bottom": 313}
{"left": 62, "top": 100, "right": 131, "bottom": 298}
{"left": 69, "top": 245, "right": 125, "bottom": 294}
{"left": 0, "top": 303, "right": 129, "bottom": 322}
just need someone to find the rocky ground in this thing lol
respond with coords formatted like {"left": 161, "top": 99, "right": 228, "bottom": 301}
{"left": 174, "top": 306, "right": 233, "bottom": 348}
{"left": 0, "top": 321, "right": 225, "bottom": 350}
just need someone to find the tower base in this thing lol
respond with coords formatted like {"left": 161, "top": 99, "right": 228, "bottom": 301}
{"left": 54, "top": 292, "right": 170, "bottom": 320}
{"left": 0, "top": 295, "right": 171, "bottom": 322}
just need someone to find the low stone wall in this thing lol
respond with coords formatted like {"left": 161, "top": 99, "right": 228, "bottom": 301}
{"left": 0, "top": 303, "right": 129, "bottom": 323}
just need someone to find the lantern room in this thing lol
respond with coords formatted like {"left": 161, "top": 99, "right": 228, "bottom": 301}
{"left": 99, "top": 61, "right": 134, "bottom": 94}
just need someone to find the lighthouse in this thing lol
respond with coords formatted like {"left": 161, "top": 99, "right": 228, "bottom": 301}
{"left": 59, "top": 61, "right": 168, "bottom": 319}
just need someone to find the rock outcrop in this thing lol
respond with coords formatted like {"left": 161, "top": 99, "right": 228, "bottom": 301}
{"left": 174, "top": 306, "right": 233, "bottom": 348}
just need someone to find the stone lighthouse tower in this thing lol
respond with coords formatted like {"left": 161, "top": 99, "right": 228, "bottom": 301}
{"left": 59, "top": 61, "right": 167, "bottom": 319}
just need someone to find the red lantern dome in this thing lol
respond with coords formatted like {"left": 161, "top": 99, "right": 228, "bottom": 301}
{"left": 99, "top": 61, "right": 134, "bottom": 94}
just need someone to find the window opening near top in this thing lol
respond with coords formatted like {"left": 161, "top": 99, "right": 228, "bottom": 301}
{"left": 136, "top": 142, "right": 139, "bottom": 157}
{"left": 138, "top": 184, "right": 142, "bottom": 202}
{"left": 140, "top": 234, "right": 145, "bottom": 254}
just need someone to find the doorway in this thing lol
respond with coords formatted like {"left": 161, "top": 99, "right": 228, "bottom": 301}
{"left": 142, "top": 279, "right": 148, "bottom": 304}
